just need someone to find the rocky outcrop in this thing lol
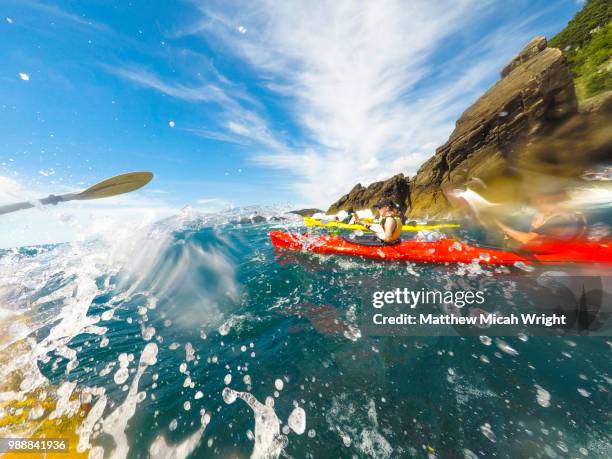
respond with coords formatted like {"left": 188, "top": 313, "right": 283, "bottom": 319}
{"left": 407, "top": 36, "right": 578, "bottom": 217}
{"left": 327, "top": 35, "right": 597, "bottom": 218}
{"left": 289, "top": 208, "right": 323, "bottom": 217}
{"left": 501, "top": 36, "right": 548, "bottom": 78}
{"left": 327, "top": 173, "right": 410, "bottom": 214}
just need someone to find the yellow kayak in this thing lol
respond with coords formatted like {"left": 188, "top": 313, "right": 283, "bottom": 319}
{"left": 303, "top": 216, "right": 460, "bottom": 232}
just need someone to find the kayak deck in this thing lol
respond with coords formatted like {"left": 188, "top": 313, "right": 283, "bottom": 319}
{"left": 269, "top": 231, "right": 612, "bottom": 265}
{"left": 303, "top": 216, "right": 460, "bottom": 232}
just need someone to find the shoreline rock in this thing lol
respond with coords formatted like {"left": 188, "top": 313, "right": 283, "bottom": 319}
{"left": 327, "top": 32, "right": 610, "bottom": 219}
{"left": 288, "top": 208, "right": 324, "bottom": 217}
{"left": 327, "top": 173, "right": 410, "bottom": 215}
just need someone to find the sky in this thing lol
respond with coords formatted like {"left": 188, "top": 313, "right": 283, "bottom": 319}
{"left": 0, "top": 0, "right": 584, "bottom": 247}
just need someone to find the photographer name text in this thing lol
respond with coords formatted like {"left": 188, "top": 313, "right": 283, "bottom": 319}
{"left": 372, "top": 312, "right": 566, "bottom": 327}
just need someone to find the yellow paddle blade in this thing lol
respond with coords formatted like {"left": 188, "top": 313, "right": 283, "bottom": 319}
{"left": 78, "top": 172, "right": 153, "bottom": 200}
{"left": 303, "top": 217, "right": 460, "bottom": 232}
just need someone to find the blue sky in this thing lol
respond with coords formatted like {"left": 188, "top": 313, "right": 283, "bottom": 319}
{"left": 0, "top": 0, "right": 583, "bottom": 246}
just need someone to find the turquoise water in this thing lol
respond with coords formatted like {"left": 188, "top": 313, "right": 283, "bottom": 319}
{"left": 1, "top": 211, "right": 610, "bottom": 458}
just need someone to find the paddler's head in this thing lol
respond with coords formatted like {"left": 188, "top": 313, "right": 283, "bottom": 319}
{"left": 375, "top": 198, "right": 396, "bottom": 216}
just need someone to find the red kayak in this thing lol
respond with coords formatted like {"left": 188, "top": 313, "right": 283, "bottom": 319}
{"left": 269, "top": 230, "right": 612, "bottom": 265}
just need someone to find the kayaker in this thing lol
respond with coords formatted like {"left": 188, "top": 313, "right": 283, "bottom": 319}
{"left": 340, "top": 208, "right": 356, "bottom": 224}
{"left": 352, "top": 199, "right": 402, "bottom": 245}
{"left": 495, "top": 189, "right": 587, "bottom": 245}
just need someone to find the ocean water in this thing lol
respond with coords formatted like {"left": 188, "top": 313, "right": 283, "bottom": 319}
{"left": 0, "top": 207, "right": 610, "bottom": 458}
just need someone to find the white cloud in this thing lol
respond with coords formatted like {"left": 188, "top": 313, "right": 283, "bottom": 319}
{"left": 123, "top": 0, "right": 554, "bottom": 206}
{"left": 0, "top": 175, "right": 29, "bottom": 203}
{"left": 102, "top": 65, "right": 225, "bottom": 103}
{"left": 103, "top": 63, "right": 285, "bottom": 152}
{"left": 179, "top": 0, "right": 518, "bottom": 205}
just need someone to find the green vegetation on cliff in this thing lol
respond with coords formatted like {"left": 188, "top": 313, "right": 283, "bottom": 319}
{"left": 550, "top": 0, "right": 612, "bottom": 99}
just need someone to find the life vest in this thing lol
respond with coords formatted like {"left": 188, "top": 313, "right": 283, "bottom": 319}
{"left": 381, "top": 216, "right": 403, "bottom": 242}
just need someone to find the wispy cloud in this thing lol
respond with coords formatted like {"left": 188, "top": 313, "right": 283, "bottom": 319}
{"left": 220, "top": 1, "right": 566, "bottom": 204}
{"left": 174, "top": 0, "right": 502, "bottom": 204}
{"left": 101, "top": 65, "right": 226, "bottom": 103}
{"left": 102, "top": 62, "right": 285, "bottom": 152}
{"left": 12, "top": 0, "right": 109, "bottom": 32}
{"left": 0, "top": 175, "right": 29, "bottom": 202}
{"left": 114, "top": 0, "right": 559, "bottom": 206}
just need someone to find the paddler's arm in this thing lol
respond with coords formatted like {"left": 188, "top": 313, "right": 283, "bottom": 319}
{"left": 358, "top": 216, "right": 373, "bottom": 229}
{"left": 494, "top": 220, "right": 539, "bottom": 244}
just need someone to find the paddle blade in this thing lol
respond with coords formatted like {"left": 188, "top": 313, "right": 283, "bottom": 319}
{"left": 78, "top": 172, "right": 153, "bottom": 200}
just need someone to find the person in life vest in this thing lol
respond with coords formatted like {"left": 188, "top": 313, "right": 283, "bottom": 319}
{"left": 340, "top": 208, "right": 356, "bottom": 224}
{"left": 353, "top": 198, "right": 402, "bottom": 244}
{"left": 495, "top": 188, "right": 587, "bottom": 245}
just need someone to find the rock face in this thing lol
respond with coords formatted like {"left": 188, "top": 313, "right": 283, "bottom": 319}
{"left": 407, "top": 37, "right": 578, "bottom": 217}
{"left": 501, "top": 36, "right": 548, "bottom": 78}
{"left": 327, "top": 173, "right": 410, "bottom": 215}
{"left": 328, "top": 36, "right": 588, "bottom": 218}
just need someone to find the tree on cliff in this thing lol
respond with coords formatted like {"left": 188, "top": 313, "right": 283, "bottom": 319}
{"left": 550, "top": 0, "right": 612, "bottom": 99}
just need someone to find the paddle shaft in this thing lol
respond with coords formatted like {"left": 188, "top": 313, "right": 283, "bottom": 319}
{"left": 0, "top": 193, "right": 79, "bottom": 216}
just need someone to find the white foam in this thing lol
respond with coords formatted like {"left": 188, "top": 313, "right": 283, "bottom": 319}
{"left": 76, "top": 393, "right": 108, "bottom": 453}
{"left": 577, "top": 388, "right": 590, "bottom": 397}
{"left": 480, "top": 422, "right": 496, "bottom": 442}
{"left": 48, "top": 381, "right": 79, "bottom": 420}
{"left": 28, "top": 405, "right": 45, "bottom": 420}
{"left": 495, "top": 339, "right": 519, "bottom": 356}
{"left": 149, "top": 412, "right": 209, "bottom": 459}
{"left": 185, "top": 342, "right": 195, "bottom": 362}
{"left": 142, "top": 326, "right": 156, "bottom": 341}
{"left": 113, "top": 368, "right": 129, "bottom": 385}
{"left": 222, "top": 388, "right": 287, "bottom": 459}
{"left": 287, "top": 407, "right": 306, "bottom": 434}
{"left": 326, "top": 394, "right": 392, "bottom": 458}
{"left": 99, "top": 343, "right": 158, "bottom": 458}
{"left": 535, "top": 385, "right": 551, "bottom": 407}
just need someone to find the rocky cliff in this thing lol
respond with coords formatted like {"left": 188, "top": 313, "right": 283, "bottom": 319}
{"left": 327, "top": 173, "right": 410, "bottom": 215}
{"left": 407, "top": 35, "right": 578, "bottom": 217}
{"left": 328, "top": 31, "right": 611, "bottom": 218}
